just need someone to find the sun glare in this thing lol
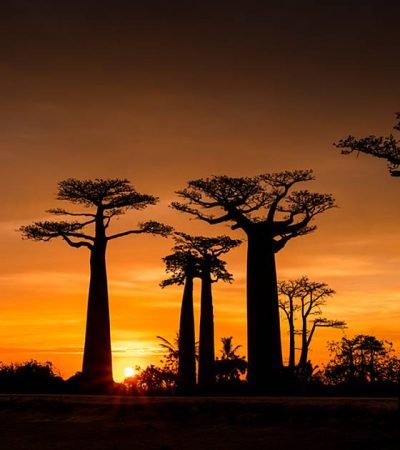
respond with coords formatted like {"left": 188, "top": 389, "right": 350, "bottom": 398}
{"left": 124, "top": 367, "right": 136, "bottom": 378}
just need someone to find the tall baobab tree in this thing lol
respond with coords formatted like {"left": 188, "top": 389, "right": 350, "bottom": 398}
{"left": 19, "top": 178, "right": 172, "bottom": 392}
{"left": 172, "top": 233, "right": 241, "bottom": 389}
{"left": 161, "top": 249, "right": 200, "bottom": 392}
{"left": 172, "top": 171, "right": 336, "bottom": 388}
{"left": 278, "top": 276, "right": 346, "bottom": 371}
{"left": 335, "top": 112, "right": 400, "bottom": 177}
{"left": 161, "top": 232, "right": 240, "bottom": 390}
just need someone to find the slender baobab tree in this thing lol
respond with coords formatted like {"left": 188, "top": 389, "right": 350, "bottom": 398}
{"left": 172, "top": 171, "right": 336, "bottom": 388}
{"left": 172, "top": 233, "right": 241, "bottom": 389}
{"left": 277, "top": 278, "right": 302, "bottom": 370}
{"left": 278, "top": 276, "right": 346, "bottom": 371}
{"left": 19, "top": 178, "right": 172, "bottom": 392}
{"left": 335, "top": 112, "right": 400, "bottom": 177}
{"left": 161, "top": 249, "right": 200, "bottom": 392}
{"left": 161, "top": 232, "right": 240, "bottom": 390}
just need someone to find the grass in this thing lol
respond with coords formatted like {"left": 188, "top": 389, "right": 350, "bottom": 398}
{"left": 0, "top": 395, "right": 398, "bottom": 450}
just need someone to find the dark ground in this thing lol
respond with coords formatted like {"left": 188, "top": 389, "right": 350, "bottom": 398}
{"left": 0, "top": 395, "right": 398, "bottom": 450}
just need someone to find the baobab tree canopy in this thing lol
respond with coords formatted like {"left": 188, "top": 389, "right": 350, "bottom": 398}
{"left": 19, "top": 178, "right": 172, "bottom": 392}
{"left": 172, "top": 232, "right": 241, "bottom": 281}
{"left": 161, "top": 232, "right": 241, "bottom": 286}
{"left": 20, "top": 178, "right": 172, "bottom": 245}
{"left": 335, "top": 112, "right": 400, "bottom": 177}
{"left": 172, "top": 170, "right": 336, "bottom": 251}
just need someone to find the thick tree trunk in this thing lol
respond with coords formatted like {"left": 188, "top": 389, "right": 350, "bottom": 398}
{"left": 82, "top": 210, "right": 113, "bottom": 393}
{"left": 198, "top": 266, "right": 215, "bottom": 389}
{"left": 246, "top": 231, "right": 283, "bottom": 389}
{"left": 178, "top": 276, "right": 196, "bottom": 392}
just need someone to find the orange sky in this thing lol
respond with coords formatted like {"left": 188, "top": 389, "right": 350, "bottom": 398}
{"left": 0, "top": 1, "right": 400, "bottom": 381}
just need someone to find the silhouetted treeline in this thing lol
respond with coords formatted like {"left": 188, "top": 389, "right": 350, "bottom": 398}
{"left": 0, "top": 360, "right": 63, "bottom": 393}
{"left": 2, "top": 332, "right": 398, "bottom": 395}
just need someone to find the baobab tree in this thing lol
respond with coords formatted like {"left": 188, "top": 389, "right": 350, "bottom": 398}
{"left": 19, "top": 178, "right": 172, "bottom": 392}
{"left": 335, "top": 112, "right": 400, "bottom": 177}
{"left": 172, "top": 233, "right": 241, "bottom": 389}
{"left": 277, "top": 278, "right": 302, "bottom": 370}
{"left": 161, "top": 232, "right": 240, "bottom": 390}
{"left": 161, "top": 249, "right": 200, "bottom": 392}
{"left": 278, "top": 276, "right": 346, "bottom": 371}
{"left": 172, "top": 171, "right": 336, "bottom": 388}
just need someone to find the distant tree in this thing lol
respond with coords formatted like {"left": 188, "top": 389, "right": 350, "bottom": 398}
{"left": 172, "top": 171, "right": 336, "bottom": 387}
{"left": 171, "top": 233, "right": 241, "bottom": 389}
{"left": 324, "top": 335, "right": 400, "bottom": 385}
{"left": 278, "top": 278, "right": 302, "bottom": 369}
{"left": 19, "top": 178, "right": 172, "bottom": 393}
{"left": 157, "top": 334, "right": 180, "bottom": 373}
{"left": 278, "top": 277, "right": 346, "bottom": 371}
{"left": 335, "top": 112, "right": 400, "bottom": 176}
{"left": 134, "top": 365, "right": 176, "bottom": 394}
{"left": 215, "top": 337, "right": 247, "bottom": 383}
{"left": 161, "top": 249, "right": 200, "bottom": 392}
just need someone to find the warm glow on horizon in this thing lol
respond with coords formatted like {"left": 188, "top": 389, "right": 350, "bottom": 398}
{"left": 124, "top": 367, "right": 136, "bottom": 379}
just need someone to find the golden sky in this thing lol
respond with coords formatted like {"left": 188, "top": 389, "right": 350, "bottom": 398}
{"left": 0, "top": 1, "right": 400, "bottom": 381}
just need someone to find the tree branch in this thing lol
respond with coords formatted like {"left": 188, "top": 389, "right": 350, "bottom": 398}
{"left": 47, "top": 208, "right": 96, "bottom": 218}
{"left": 107, "top": 221, "right": 173, "bottom": 240}
{"left": 171, "top": 202, "right": 232, "bottom": 224}
{"left": 61, "top": 234, "right": 93, "bottom": 250}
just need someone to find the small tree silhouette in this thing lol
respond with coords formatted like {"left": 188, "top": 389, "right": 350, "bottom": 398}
{"left": 172, "top": 171, "right": 336, "bottom": 387}
{"left": 278, "top": 276, "right": 346, "bottom": 371}
{"left": 324, "top": 335, "right": 400, "bottom": 385}
{"left": 19, "top": 178, "right": 172, "bottom": 392}
{"left": 335, "top": 112, "right": 400, "bottom": 177}
{"left": 215, "top": 337, "right": 247, "bottom": 383}
{"left": 157, "top": 334, "right": 180, "bottom": 373}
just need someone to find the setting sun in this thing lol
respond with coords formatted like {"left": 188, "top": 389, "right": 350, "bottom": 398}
{"left": 124, "top": 367, "right": 136, "bottom": 379}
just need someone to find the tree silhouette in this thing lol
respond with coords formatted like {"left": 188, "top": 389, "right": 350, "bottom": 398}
{"left": 278, "top": 276, "right": 346, "bottom": 371}
{"left": 161, "top": 248, "right": 200, "bottom": 392}
{"left": 19, "top": 178, "right": 172, "bottom": 392}
{"left": 335, "top": 112, "right": 400, "bottom": 177}
{"left": 277, "top": 278, "right": 302, "bottom": 369}
{"left": 157, "top": 334, "right": 180, "bottom": 374}
{"left": 324, "top": 335, "right": 400, "bottom": 385}
{"left": 172, "top": 171, "right": 336, "bottom": 388}
{"left": 171, "top": 233, "right": 241, "bottom": 389}
{"left": 215, "top": 337, "right": 247, "bottom": 383}
{"left": 161, "top": 232, "right": 240, "bottom": 390}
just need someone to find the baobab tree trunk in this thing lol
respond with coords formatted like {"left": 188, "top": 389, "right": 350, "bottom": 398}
{"left": 178, "top": 276, "right": 196, "bottom": 392}
{"left": 246, "top": 231, "right": 283, "bottom": 390}
{"left": 298, "top": 316, "right": 309, "bottom": 368}
{"left": 82, "top": 209, "right": 113, "bottom": 393}
{"left": 198, "top": 266, "right": 215, "bottom": 389}
{"left": 81, "top": 239, "right": 113, "bottom": 392}
{"left": 288, "top": 317, "right": 295, "bottom": 370}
